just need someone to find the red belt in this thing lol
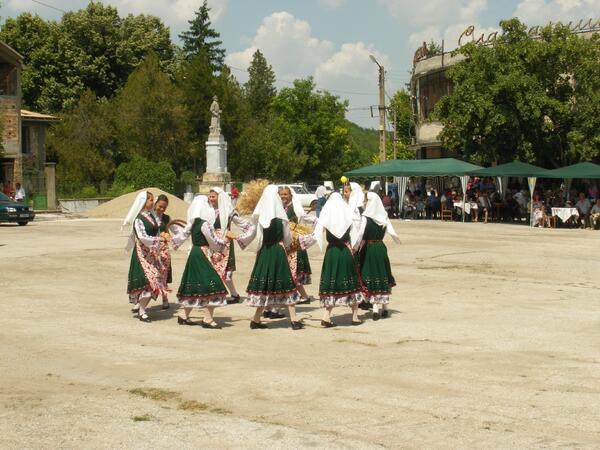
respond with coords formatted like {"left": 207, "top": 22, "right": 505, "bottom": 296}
{"left": 366, "top": 239, "right": 383, "bottom": 243}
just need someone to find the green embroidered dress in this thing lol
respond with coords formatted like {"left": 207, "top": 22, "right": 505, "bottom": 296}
{"left": 176, "top": 218, "right": 228, "bottom": 308}
{"left": 285, "top": 204, "right": 312, "bottom": 285}
{"left": 318, "top": 228, "right": 364, "bottom": 307}
{"left": 246, "top": 218, "right": 300, "bottom": 306}
{"left": 357, "top": 217, "right": 396, "bottom": 304}
{"left": 127, "top": 211, "right": 169, "bottom": 303}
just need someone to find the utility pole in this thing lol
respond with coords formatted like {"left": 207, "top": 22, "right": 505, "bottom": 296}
{"left": 370, "top": 55, "right": 386, "bottom": 163}
{"left": 392, "top": 109, "right": 398, "bottom": 160}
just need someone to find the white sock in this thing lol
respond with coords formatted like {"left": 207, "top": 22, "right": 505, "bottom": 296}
{"left": 372, "top": 304, "right": 380, "bottom": 314}
{"left": 224, "top": 280, "right": 239, "bottom": 297}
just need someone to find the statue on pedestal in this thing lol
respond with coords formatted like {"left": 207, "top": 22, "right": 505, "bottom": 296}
{"left": 209, "top": 96, "right": 221, "bottom": 137}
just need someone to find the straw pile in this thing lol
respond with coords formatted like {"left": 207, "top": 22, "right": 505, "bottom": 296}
{"left": 236, "top": 179, "right": 270, "bottom": 215}
{"left": 86, "top": 188, "right": 188, "bottom": 220}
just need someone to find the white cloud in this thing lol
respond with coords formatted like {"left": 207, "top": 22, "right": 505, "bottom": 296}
{"left": 512, "top": 0, "right": 600, "bottom": 26}
{"left": 226, "top": 11, "right": 389, "bottom": 128}
{"left": 317, "top": 0, "right": 346, "bottom": 9}
{"left": 226, "top": 11, "right": 335, "bottom": 82}
{"left": 109, "top": 0, "right": 227, "bottom": 23}
{"left": 378, "top": 0, "right": 494, "bottom": 52}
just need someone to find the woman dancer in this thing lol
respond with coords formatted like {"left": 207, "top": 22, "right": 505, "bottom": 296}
{"left": 124, "top": 191, "right": 170, "bottom": 323}
{"left": 302, "top": 192, "right": 364, "bottom": 327}
{"left": 279, "top": 186, "right": 316, "bottom": 303}
{"left": 245, "top": 185, "right": 304, "bottom": 330}
{"left": 154, "top": 194, "right": 175, "bottom": 310}
{"left": 315, "top": 185, "right": 327, "bottom": 217}
{"left": 353, "top": 192, "right": 400, "bottom": 321}
{"left": 172, "top": 195, "right": 235, "bottom": 329}
{"left": 343, "top": 182, "right": 365, "bottom": 240}
{"left": 208, "top": 187, "right": 255, "bottom": 304}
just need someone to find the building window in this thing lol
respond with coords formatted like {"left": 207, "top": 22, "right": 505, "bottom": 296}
{"left": 0, "top": 63, "right": 17, "bottom": 96}
{"left": 418, "top": 71, "right": 453, "bottom": 120}
{"left": 21, "top": 126, "right": 30, "bottom": 154}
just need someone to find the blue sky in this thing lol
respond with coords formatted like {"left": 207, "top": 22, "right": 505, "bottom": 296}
{"left": 3, "top": 0, "right": 599, "bottom": 127}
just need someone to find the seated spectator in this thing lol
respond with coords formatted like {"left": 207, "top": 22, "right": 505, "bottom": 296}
{"left": 591, "top": 199, "right": 600, "bottom": 230}
{"left": 415, "top": 196, "right": 425, "bottom": 219}
{"left": 575, "top": 192, "right": 592, "bottom": 228}
{"left": 588, "top": 184, "right": 598, "bottom": 201}
{"left": 532, "top": 194, "right": 550, "bottom": 227}
{"left": 403, "top": 190, "right": 415, "bottom": 219}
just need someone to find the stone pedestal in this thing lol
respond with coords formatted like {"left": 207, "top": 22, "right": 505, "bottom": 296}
{"left": 198, "top": 134, "right": 231, "bottom": 194}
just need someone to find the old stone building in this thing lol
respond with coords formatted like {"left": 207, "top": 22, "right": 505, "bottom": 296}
{"left": 0, "top": 40, "right": 57, "bottom": 208}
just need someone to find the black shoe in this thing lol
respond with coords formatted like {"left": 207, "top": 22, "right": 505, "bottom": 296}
{"left": 372, "top": 312, "right": 381, "bottom": 321}
{"left": 227, "top": 295, "right": 241, "bottom": 304}
{"left": 381, "top": 310, "right": 389, "bottom": 319}
{"left": 262, "top": 311, "right": 273, "bottom": 319}
{"left": 291, "top": 321, "right": 304, "bottom": 330}
{"left": 270, "top": 311, "right": 286, "bottom": 319}
{"left": 131, "top": 306, "right": 140, "bottom": 313}
{"left": 201, "top": 320, "right": 221, "bottom": 329}
{"left": 177, "top": 316, "right": 196, "bottom": 326}
{"left": 358, "top": 302, "right": 371, "bottom": 311}
{"left": 321, "top": 320, "right": 337, "bottom": 328}
{"left": 351, "top": 320, "right": 363, "bottom": 326}
{"left": 139, "top": 314, "right": 151, "bottom": 323}
{"left": 250, "top": 320, "right": 268, "bottom": 329}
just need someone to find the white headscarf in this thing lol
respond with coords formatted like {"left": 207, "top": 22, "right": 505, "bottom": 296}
{"left": 285, "top": 186, "right": 305, "bottom": 219}
{"left": 252, "top": 184, "right": 288, "bottom": 251}
{"left": 123, "top": 191, "right": 148, "bottom": 251}
{"left": 185, "top": 195, "right": 216, "bottom": 233}
{"left": 210, "top": 186, "right": 233, "bottom": 230}
{"left": 313, "top": 192, "right": 353, "bottom": 251}
{"left": 348, "top": 182, "right": 364, "bottom": 213}
{"left": 315, "top": 186, "right": 327, "bottom": 199}
{"left": 363, "top": 191, "right": 400, "bottom": 244}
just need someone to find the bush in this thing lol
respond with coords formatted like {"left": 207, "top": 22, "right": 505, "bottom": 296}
{"left": 107, "top": 182, "right": 135, "bottom": 198}
{"left": 114, "top": 156, "right": 176, "bottom": 193}
{"left": 79, "top": 185, "right": 99, "bottom": 198}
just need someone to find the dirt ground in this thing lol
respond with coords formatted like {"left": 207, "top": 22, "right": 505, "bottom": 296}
{"left": 1, "top": 217, "right": 599, "bottom": 449}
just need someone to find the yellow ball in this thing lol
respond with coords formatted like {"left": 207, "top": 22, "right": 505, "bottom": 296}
{"left": 340, "top": 176, "right": 348, "bottom": 184}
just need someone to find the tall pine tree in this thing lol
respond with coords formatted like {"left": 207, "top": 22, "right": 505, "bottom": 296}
{"left": 179, "top": 0, "right": 225, "bottom": 70}
{"left": 245, "top": 49, "right": 276, "bottom": 119}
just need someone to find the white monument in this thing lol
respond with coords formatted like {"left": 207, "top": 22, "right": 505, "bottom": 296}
{"left": 199, "top": 96, "right": 231, "bottom": 192}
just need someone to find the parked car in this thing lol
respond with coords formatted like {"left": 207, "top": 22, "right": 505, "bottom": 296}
{"left": 277, "top": 184, "right": 318, "bottom": 210}
{"left": 0, "top": 192, "right": 35, "bottom": 226}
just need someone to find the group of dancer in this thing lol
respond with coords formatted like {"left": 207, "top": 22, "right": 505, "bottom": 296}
{"left": 124, "top": 181, "right": 399, "bottom": 330}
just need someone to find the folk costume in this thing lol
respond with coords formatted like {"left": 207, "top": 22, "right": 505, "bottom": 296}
{"left": 245, "top": 185, "right": 304, "bottom": 330}
{"left": 125, "top": 192, "right": 170, "bottom": 322}
{"left": 154, "top": 208, "right": 176, "bottom": 309}
{"left": 301, "top": 193, "right": 364, "bottom": 327}
{"left": 347, "top": 182, "right": 365, "bottom": 241}
{"left": 283, "top": 189, "right": 316, "bottom": 286}
{"left": 171, "top": 196, "right": 229, "bottom": 313}
{"left": 210, "top": 187, "right": 255, "bottom": 302}
{"left": 352, "top": 192, "right": 400, "bottom": 320}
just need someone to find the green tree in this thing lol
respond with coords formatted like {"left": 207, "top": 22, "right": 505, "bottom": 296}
{"left": 245, "top": 49, "right": 276, "bottom": 119}
{"left": 271, "top": 78, "right": 351, "bottom": 181}
{"left": 388, "top": 89, "right": 415, "bottom": 160}
{"left": 46, "top": 90, "right": 115, "bottom": 195}
{"left": 427, "top": 40, "right": 443, "bottom": 56}
{"left": 179, "top": 0, "right": 225, "bottom": 70}
{"left": 435, "top": 19, "right": 600, "bottom": 166}
{"left": 114, "top": 156, "right": 176, "bottom": 192}
{"left": 0, "top": 4, "right": 177, "bottom": 112}
{"left": 115, "top": 53, "right": 191, "bottom": 172}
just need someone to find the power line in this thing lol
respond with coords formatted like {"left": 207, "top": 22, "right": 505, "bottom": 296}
{"left": 228, "top": 65, "right": 377, "bottom": 96}
{"left": 29, "top": 0, "right": 66, "bottom": 13}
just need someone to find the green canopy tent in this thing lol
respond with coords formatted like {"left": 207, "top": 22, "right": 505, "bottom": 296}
{"left": 345, "top": 158, "right": 483, "bottom": 221}
{"left": 542, "top": 162, "right": 600, "bottom": 179}
{"left": 469, "top": 161, "right": 552, "bottom": 226}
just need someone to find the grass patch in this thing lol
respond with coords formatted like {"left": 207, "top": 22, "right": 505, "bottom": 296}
{"left": 178, "top": 400, "right": 209, "bottom": 411}
{"left": 131, "top": 414, "right": 153, "bottom": 422}
{"left": 129, "top": 387, "right": 180, "bottom": 402}
{"left": 333, "top": 338, "right": 377, "bottom": 347}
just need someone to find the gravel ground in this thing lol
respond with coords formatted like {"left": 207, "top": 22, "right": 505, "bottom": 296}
{"left": 1, "top": 218, "right": 599, "bottom": 449}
